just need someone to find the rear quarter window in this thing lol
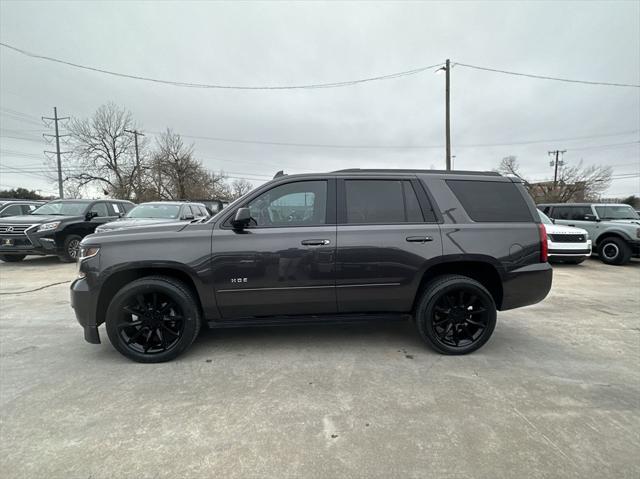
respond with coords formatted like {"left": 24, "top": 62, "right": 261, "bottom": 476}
{"left": 446, "top": 180, "right": 533, "bottom": 222}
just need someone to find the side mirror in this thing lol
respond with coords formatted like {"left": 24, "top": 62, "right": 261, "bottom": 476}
{"left": 182, "top": 214, "right": 195, "bottom": 221}
{"left": 584, "top": 214, "right": 597, "bottom": 221}
{"left": 231, "top": 207, "right": 252, "bottom": 231}
{"left": 86, "top": 211, "right": 98, "bottom": 220}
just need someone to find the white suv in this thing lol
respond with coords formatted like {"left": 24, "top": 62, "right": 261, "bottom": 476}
{"left": 538, "top": 210, "right": 592, "bottom": 264}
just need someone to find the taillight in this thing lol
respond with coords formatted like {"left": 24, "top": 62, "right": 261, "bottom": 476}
{"left": 538, "top": 224, "right": 548, "bottom": 262}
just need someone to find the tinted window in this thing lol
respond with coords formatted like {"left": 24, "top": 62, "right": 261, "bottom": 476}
{"left": 127, "top": 204, "right": 180, "bottom": 219}
{"left": 247, "top": 180, "right": 327, "bottom": 227}
{"left": 32, "top": 201, "right": 89, "bottom": 216}
{"left": 446, "top": 180, "right": 533, "bottom": 222}
{"left": 90, "top": 202, "right": 109, "bottom": 217}
{"left": 24, "top": 204, "right": 38, "bottom": 213}
{"left": 110, "top": 202, "right": 122, "bottom": 215}
{"left": 344, "top": 180, "right": 424, "bottom": 224}
{"left": 1, "top": 204, "right": 22, "bottom": 216}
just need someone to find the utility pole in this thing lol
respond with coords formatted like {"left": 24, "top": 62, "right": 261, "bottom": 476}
{"left": 43, "top": 107, "right": 70, "bottom": 199}
{"left": 445, "top": 59, "right": 451, "bottom": 170}
{"left": 124, "top": 129, "right": 145, "bottom": 198}
{"left": 548, "top": 150, "right": 566, "bottom": 186}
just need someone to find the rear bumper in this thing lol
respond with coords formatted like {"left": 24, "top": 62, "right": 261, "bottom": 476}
{"left": 70, "top": 277, "right": 101, "bottom": 344}
{"left": 500, "top": 262, "right": 553, "bottom": 311}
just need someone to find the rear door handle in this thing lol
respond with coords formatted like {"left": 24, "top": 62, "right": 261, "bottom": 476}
{"left": 301, "top": 239, "right": 331, "bottom": 246}
{"left": 406, "top": 236, "right": 433, "bottom": 243}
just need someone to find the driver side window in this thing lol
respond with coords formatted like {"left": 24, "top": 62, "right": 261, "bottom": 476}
{"left": 247, "top": 181, "right": 327, "bottom": 227}
{"left": 90, "top": 202, "right": 109, "bottom": 218}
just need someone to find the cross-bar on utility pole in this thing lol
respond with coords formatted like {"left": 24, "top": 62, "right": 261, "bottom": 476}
{"left": 548, "top": 150, "right": 566, "bottom": 186}
{"left": 43, "top": 107, "right": 70, "bottom": 198}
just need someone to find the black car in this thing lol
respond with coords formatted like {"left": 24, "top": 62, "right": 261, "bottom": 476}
{"left": 95, "top": 201, "right": 209, "bottom": 233}
{"left": 71, "top": 169, "right": 552, "bottom": 362}
{"left": 0, "top": 199, "right": 134, "bottom": 262}
{"left": 0, "top": 199, "right": 45, "bottom": 217}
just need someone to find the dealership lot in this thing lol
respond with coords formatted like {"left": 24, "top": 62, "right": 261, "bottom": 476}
{"left": 0, "top": 257, "right": 638, "bottom": 478}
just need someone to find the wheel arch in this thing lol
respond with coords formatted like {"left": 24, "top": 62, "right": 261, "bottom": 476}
{"left": 594, "top": 230, "right": 631, "bottom": 247}
{"left": 96, "top": 267, "right": 204, "bottom": 327}
{"left": 413, "top": 259, "right": 503, "bottom": 311}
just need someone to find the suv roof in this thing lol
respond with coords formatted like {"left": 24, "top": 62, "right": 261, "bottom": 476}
{"left": 332, "top": 168, "right": 501, "bottom": 176}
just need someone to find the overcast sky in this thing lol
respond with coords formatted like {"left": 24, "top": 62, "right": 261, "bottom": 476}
{"left": 1, "top": 0, "right": 639, "bottom": 198}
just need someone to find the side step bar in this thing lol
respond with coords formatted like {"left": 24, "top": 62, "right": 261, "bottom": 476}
{"left": 207, "top": 313, "right": 412, "bottom": 329}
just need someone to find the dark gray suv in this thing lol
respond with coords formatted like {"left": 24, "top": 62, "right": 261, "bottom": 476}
{"left": 71, "top": 169, "right": 553, "bottom": 362}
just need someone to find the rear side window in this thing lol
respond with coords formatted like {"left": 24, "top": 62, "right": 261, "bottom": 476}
{"left": 344, "top": 180, "right": 424, "bottom": 224}
{"left": 446, "top": 180, "right": 533, "bottom": 222}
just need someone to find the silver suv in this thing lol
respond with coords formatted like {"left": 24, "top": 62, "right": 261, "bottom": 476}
{"left": 539, "top": 203, "right": 640, "bottom": 265}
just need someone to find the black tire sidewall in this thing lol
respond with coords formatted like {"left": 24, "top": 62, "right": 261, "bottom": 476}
{"left": 599, "top": 238, "right": 631, "bottom": 265}
{"left": 60, "top": 234, "right": 83, "bottom": 262}
{"left": 105, "top": 278, "right": 201, "bottom": 363}
{"left": 416, "top": 275, "right": 497, "bottom": 355}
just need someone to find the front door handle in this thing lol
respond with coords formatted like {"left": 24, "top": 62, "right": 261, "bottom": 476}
{"left": 568, "top": 224, "right": 575, "bottom": 227}
{"left": 301, "top": 239, "right": 331, "bottom": 246}
{"left": 406, "top": 236, "right": 434, "bottom": 243}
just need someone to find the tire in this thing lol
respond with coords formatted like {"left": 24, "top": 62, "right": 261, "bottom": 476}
{"left": 598, "top": 237, "right": 632, "bottom": 266}
{"left": 105, "top": 275, "right": 201, "bottom": 363}
{"left": 0, "top": 254, "right": 26, "bottom": 262}
{"left": 59, "top": 234, "right": 82, "bottom": 262}
{"left": 415, "top": 274, "right": 497, "bottom": 355}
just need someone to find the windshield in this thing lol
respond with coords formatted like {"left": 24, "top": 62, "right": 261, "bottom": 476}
{"left": 594, "top": 205, "right": 639, "bottom": 220}
{"left": 126, "top": 204, "right": 180, "bottom": 219}
{"left": 32, "top": 201, "right": 88, "bottom": 216}
{"left": 537, "top": 210, "right": 553, "bottom": 225}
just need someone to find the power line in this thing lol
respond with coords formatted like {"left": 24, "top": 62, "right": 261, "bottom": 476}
{"left": 147, "top": 129, "right": 640, "bottom": 150}
{"left": 0, "top": 41, "right": 443, "bottom": 90}
{"left": 3, "top": 41, "right": 638, "bottom": 90}
{"left": 567, "top": 141, "right": 639, "bottom": 151}
{"left": 456, "top": 62, "right": 640, "bottom": 88}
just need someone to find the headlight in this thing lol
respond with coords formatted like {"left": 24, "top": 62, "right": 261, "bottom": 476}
{"left": 78, "top": 245, "right": 100, "bottom": 261}
{"left": 37, "top": 221, "right": 60, "bottom": 232}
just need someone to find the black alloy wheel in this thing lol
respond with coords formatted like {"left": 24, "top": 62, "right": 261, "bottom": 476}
{"left": 598, "top": 237, "right": 632, "bottom": 266}
{"left": 416, "top": 274, "right": 497, "bottom": 355}
{"left": 117, "top": 291, "right": 186, "bottom": 355}
{"left": 105, "top": 276, "right": 201, "bottom": 362}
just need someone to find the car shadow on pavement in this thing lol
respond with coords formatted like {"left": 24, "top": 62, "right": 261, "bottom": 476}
{"left": 0, "top": 256, "right": 63, "bottom": 267}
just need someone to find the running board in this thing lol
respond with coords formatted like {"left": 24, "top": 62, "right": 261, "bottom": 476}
{"left": 207, "top": 313, "right": 412, "bottom": 329}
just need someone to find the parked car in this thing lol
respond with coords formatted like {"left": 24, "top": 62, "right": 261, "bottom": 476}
{"left": 0, "top": 199, "right": 45, "bottom": 217}
{"left": 71, "top": 169, "right": 553, "bottom": 362}
{"left": 95, "top": 201, "right": 209, "bottom": 233}
{"left": 539, "top": 203, "right": 640, "bottom": 265}
{"left": 538, "top": 210, "right": 591, "bottom": 264}
{"left": 0, "top": 199, "right": 134, "bottom": 263}
{"left": 191, "top": 199, "right": 227, "bottom": 216}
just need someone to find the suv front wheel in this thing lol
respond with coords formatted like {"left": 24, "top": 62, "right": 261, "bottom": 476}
{"left": 598, "top": 237, "right": 632, "bottom": 266}
{"left": 415, "top": 275, "right": 497, "bottom": 355}
{"left": 105, "top": 276, "right": 202, "bottom": 363}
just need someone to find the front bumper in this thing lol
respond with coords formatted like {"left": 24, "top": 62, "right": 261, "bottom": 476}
{"left": 0, "top": 228, "right": 60, "bottom": 256}
{"left": 500, "top": 262, "right": 553, "bottom": 311}
{"left": 70, "top": 277, "right": 101, "bottom": 343}
{"left": 547, "top": 239, "right": 592, "bottom": 258}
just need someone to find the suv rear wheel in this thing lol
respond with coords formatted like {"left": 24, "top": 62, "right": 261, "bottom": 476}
{"left": 598, "top": 237, "right": 632, "bottom": 266}
{"left": 105, "top": 276, "right": 201, "bottom": 363}
{"left": 415, "top": 275, "right": 497, "bottom": 355}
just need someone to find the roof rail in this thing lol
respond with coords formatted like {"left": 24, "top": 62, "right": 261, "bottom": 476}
{"left": 332, "top": 168, "right": 501, "bottom": 176}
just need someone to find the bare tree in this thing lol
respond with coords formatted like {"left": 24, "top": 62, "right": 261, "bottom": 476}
{"left": 151, "top": 129, "right": 229, "bottom": 200}
{"left": 497, "top": 156, "right": 612, "bottom": 202}
{"left": 230, "top": 178, "right": 254, "bottom": 199}
{"left": 63, "top": 103, "right": 148, "bottom": 200}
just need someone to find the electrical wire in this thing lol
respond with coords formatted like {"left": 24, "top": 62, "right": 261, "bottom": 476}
{"left": 456, "top": 62, "right": 640, "bottom": 88}
{"left": 0, "top": 42, "right": 443, "bottom": 90}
